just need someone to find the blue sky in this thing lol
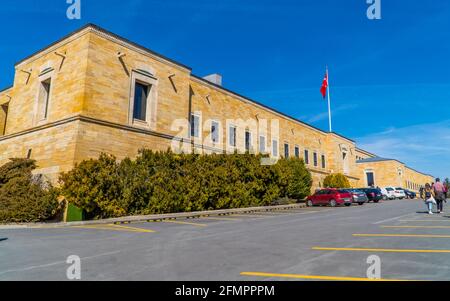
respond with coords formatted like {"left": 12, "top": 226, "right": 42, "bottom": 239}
{"left": 1, "top": 0, "right": 449, "bottom": 179}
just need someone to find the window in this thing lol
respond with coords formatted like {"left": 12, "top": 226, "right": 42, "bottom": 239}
{"left": 366, "top": 172, "right": 375, "bottom": 187}
{"left": 313, "top": 152, "right": 318, "bottom": 167}
{"left": 229, "top": 126, "right": 237, "bottom": 147}
{"left": 245, "top": 130, "right": 252, "bottom": 152}
{"left": 284, "top": 143, "right": 289, "bottom": 158}
{"left": 38, "top": 78, "right": 51, "bottom": 120}
{"left": 294, "top": 146, "right": 300, "bottom": 158}
{"left": 304, "top": 150, "right": 309, "bottom": 164}
{"left": 1, "top": 103, "right": 8, "bottom": 136}
{"left": 211, "top": 121, "right": 219, "bottom": 143}
{"left": 259, "top": 136, "right": 266, "bottom": 153}
{"left": 272, "top": 140, "right": 278, "bottom": 157}
{"left": 190, "top": 114, "right": 200, "bottom": 138}
{"left": 133, "top": 82, "right": 149, "bottom": 121}
{"left": 321, "top": 154, "right": 326, "bottom": 169}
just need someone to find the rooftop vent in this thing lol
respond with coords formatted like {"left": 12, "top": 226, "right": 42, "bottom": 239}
{"left": 203, "top": 73, "right": 222, "bottom": 86}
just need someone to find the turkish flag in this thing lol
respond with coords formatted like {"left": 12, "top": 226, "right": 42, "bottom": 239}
{"left": 320, "top": 72, "right": 328, "bottom": 99}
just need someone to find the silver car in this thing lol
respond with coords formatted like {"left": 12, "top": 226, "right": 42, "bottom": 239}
{"left": 345, "top": 189, "right": 369, "bottom": 205}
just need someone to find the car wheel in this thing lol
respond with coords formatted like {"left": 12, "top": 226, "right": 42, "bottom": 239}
{"left": 358, "top": 202, "right": 364, "bottom": 206}
{"left": 329, "top": 199, "right": 337, "bottom": 207}
{"left": 345, "top": 203, "right": 352, "bottom": 207}
{"left": 307, "top": 200, "right": 314, "bottom": 207}
{"left": 374, "top": 200, "right": 380, "bottom": 203}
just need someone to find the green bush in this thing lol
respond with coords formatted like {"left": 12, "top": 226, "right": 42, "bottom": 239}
{"left": 59, "top": 150, "right": 313, "bottom": 219}
{"left": 323, "top": 173, "right": 351, "bottom": 189}
{"left": 0, "top": 159, "right": 59, "bottom": 223}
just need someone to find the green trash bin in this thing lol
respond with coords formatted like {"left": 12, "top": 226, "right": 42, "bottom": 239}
{"left": 66, "top": 203, "right": 84, "bottom": 222}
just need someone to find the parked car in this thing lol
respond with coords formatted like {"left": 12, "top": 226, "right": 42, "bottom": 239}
{"left": 393, "top": 187, "right": 407, "bottom": 199}
{"left": 382, "top": 187, "right": 396, "bottom": 200}
{"left": 306, "top": 189, "right": 353, "bottom": 207}
{"left": 359, "top": 188, "right": 383, "bottom": 203}
{"left": 403, "top": 189, "right": 417, "bottom": 199}
{"left": 344, "top": 189, "right": 369, "bottom": 205}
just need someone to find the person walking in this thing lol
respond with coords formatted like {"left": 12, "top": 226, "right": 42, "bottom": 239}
{"left": 433, "top": 178, "right": 446, "bottom": 214}
{"left": 421, "top": 183, "right": 436, "bottom": 215}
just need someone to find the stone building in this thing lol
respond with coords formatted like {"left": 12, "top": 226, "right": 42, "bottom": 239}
{"left": 0, "top": 24, "right": 434, "bottom": 191}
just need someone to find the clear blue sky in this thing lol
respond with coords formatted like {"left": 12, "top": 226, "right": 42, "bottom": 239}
{"left": 1, "top": 0, "right": 449, "bottom": 179}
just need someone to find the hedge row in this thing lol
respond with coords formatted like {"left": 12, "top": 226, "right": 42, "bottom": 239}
{"left": 0, "top": 159, "right": 59, "bottom": 223}
{"left": 58, "top": 150, "right": 313, "bottom": 219}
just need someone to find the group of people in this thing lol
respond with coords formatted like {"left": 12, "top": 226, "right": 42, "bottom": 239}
{"left": 420, "top": 178, "right": 448, "bottom": 215}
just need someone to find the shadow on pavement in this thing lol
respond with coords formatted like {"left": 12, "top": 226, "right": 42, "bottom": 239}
{"left": 0, "top": 238, "right": 8, "bottom": 242}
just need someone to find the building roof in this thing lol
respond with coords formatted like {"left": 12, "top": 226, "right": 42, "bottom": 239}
{"left": 15, "top": 23, "right": 192, "bottom": 71}
{"left": 356, "top": 157, "right": 396, "bottom": 164}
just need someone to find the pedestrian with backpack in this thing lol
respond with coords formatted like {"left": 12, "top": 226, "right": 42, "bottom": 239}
{"left": 421, "top": 183, "right": 436, "bottom": 215}
{"left": 433, "top": 178, "right": 446, "bottom": 214}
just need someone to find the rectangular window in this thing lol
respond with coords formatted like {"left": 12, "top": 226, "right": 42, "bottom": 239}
{"left": 1, "top": 103, "right": 8, "bottom": 136}
{"left": 190, "top": 114, "right": 200, "bottom": 138}
{"left": 366, "top": 172, "right": 375, "bottom": 187}
{"left": 245, "top": 130, "right": 252, "bottom": 151}
{"left": 321, "top": 154, "right": 326, "bottom": 169}
{"left": 272, "top": 140, "right": 278, "bottom": 157}
{"left": 313, "top": 152, "right": 318, "bottom": 167}
{"left": 38, "top": 78, "right": 51, "bottom": 120}
{"left": 304, "top": 150, "right": 309, "bottom": 164}
{"left": 211, "top": 121, "right": 219, "bottom": 143}
{"left": 284, "top": 143, "right": 289, "bottom": 158}
{"left": 133, "top": 82, "right": 149, "bottom": 121}
{"left": 229, "top": 126, "right": 237, "bottom": 147}
{"left": 294, "top": 146, "right": 300, "bottom": 158}
{"left": 259, "top": 136, "right": 266, "bottom": 153}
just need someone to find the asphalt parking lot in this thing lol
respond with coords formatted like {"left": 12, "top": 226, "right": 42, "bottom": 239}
{"left": 1, "top": 199, "right": 450, "bottom": 281}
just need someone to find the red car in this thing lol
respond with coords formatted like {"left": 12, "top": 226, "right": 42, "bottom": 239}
{"left": 306, "top": 189, "right": 353, "bottom": 207}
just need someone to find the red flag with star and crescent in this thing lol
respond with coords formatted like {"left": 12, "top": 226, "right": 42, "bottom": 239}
{"left": 320, "top": 71, "right": 328, "bottom": 99}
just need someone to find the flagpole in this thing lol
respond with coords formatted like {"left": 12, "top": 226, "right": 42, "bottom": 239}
{"left": 327, "top": 67, "right": 332, "bottom": 133}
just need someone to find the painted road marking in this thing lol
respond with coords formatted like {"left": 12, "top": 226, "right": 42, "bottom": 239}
{"left": 372, "top": 213, "right": 416, "bottom": 225}
{"left": 353, "top": 234, "right": 450, "bottom": 239}
{"left": 312, "top": 247, "right": 450, "bottom": 253}
{"left": 240, "top": 272, "right": 409, "bottom": 281}
{"left": 399, "top": 220, "right": 450, "bottom": 223}
{"left": 73, "top": 224, "right": 155, "bottom": 233}
{"left": 231, "top": 214, "right": 269, "bottom": 218}
{"left": 162, "top": 220, "right": 207, "bottom": 227}
{"left": 201, "top": 216, "right": 242, "bottom": 221}
{"left": 382, "top": 226, "right": 450, "bottom": 229}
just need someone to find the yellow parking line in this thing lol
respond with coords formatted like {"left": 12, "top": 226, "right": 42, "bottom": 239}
{"left": 353, "top": 234, "right": 450, "bottom": 238}
{"left": 312, "top": 247, "right": 450, "bottom": 253}
{"left": 201, "top": 216, "right": 242, "bottom": 221}
{"left": 162, "top": 220, "right": 207, "bottom": 227}
{"left": 73, "top": 224, "right": 155, "bottom": 233}
{"left": 106, "top": 224, "right": 156, "bottom": 233}
{"left": 231, "top": 214, "right": 268, "bottom": 218}
{"left": 240, "top": 272, "right": 409, "bottom": 282}
{"left": 382, "top": 226, "right": 450, "bottom": 229}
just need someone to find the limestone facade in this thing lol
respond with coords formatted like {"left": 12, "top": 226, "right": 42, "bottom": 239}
{"left": 0, "top": 24, "right": 433, "bottom": 191}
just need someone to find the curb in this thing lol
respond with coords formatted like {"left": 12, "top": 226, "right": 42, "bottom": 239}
{"left": 0, "top": 203, "right": 306, "bottom": 230}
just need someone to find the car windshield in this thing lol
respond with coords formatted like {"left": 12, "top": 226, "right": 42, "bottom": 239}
{"left": 338, "top": 190, "right": 349, "bottom": 193}
{"left": 386, "top": 188, "right": 394, "bottom": 191}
